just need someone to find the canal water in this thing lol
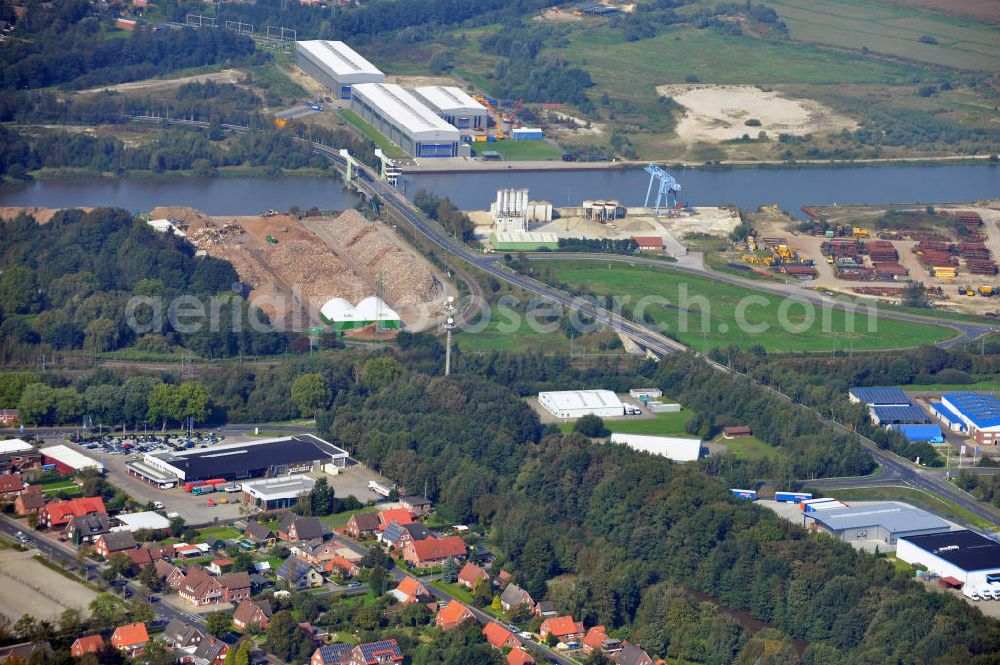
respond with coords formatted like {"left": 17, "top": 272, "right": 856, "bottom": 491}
{"left": 0, "top": 163, "right": 997, "bottom": 215}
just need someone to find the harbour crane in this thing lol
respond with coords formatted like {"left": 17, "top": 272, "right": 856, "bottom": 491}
{"left": 643, "top": 163, "right": 682, "bottom": 216}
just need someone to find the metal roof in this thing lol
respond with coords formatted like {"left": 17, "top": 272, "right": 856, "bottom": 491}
{"left": 871, "top": 405, "right": 931, "bottom": 424}
{"left": 412, "top": 86, "right": 485, "bottom": 113}
{"left": 942, "top": 391, "right": 1000, "bottom": 429}
{"left": 243, "top": 475, "right": 316, "bottom": 501}
{"left": 0, "top": 439, "right": 33, "bottom": 454}
{"left": 893, "top": 424, "right": 944, "bottom": 442}
{"left": 931, "top": 401, "right": 965, "bottom": 426}
{"left": 295, "top": 40, "right": 383, "bottom": 79}
{"left": 849, "top": 387, "right": 911, "bottom": 406}
{"left": 609, "top": 433, "right": 702, "bottom": 462}
{"left": 538, "top": 389, "right": 623, "bottom": 411}
{"left": 351, "top": 83, "right": 460, "bottom": 137}
{"left": 901, "top": 529, "right": 1000, "bottom": 571}
{"left": 808, "top": 502, "right": 949, "bottom": 534}
{"left": 40, "top": 445, "right": 104, "bottom": 472}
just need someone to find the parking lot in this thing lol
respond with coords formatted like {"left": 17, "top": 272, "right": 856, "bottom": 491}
{"left": 57, "top": 434, "right": 391, "bottom": 524}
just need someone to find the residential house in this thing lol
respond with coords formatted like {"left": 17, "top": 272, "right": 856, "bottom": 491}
{"left": 66, "top": 514, "right": 112, "bottom": 547}
{"left": 0, "top": 439, "right": 39, "bottom": 474}
{"left": 390, "top": 576, "right": 433, "bottom": 606}
{"left": 349, "top": 640, "right": 404, "bottom": 665}
{"left": 126, "top": 543, "right": 165, "bottom": 568}
{"left": 179, "top": 567, "right": 224, "bottom": 606}
{"left": 192, "top": 637, "right": 229, "bottom": 665}
{"left": 296, "top": 539, "right": 342, "bottom": 565}
{"left": 582, "top": 626, "right": 622, "bottom": 655}
{"left": 483, "top": 622, "right": 520, "bottom": 650}
{"left": 534, "top": 601, "right": 557, "bottom": 618}
{"left": 111, "top": 623, "right": 149, "bottom": 655}
{"left": 250, "top": 572, "right": 273, "bottom": 592}
{"left": 162, "top": 620, "right": 205, "bottom": 656}
{"left": 612, "top": 643, "right": 654, "bottom": 665}
{"left": 38, "top": 496, "right": 107, "bottom": 529}
{"left": 324, "top": 555, "right": 360, "bottom": 579}
{"left": 539, "top": 616, "right": 584, "bottom": 644}
{"left": 207, "top": 558, "right": 234, "bottom": 575}
{"left": 70, "top": 635, "right": 105, "bottom": 658}
{"left": 377, "top": 509, "right": 414, "bottom": 531}
{"left": 435, "top": 599, "right": 474, "bottom": 631}
{"left": 399, "top": 496, "right": 431, "bottom": 513}
{"left": 497, "top": 570, "right": 513, "bottom": 588}
{"left": 379, "top": 521, "right": 431, "bottom": 550}
{"left": 94, "top": 531, "right": 137, "bottom": 557}
{"left": 0, "top": 475, "right": 23, "bottom": 496}
{"left": 14, "top": 486, "right": 44, "bottom": 516}
{"left": 233, "top": 599, "right": 273, "bottom": 631}
{"left": 506, "top": 648, "right": 535, "bottom": 665}
{"left": 0, "top": 642, "right": 53, "bottom": 664}
{"left": 277, "top": 557, "right": 324, "bottom": 590}
{"left": 500, "top": 584, "right": 534, "bottom": 613}
{"left": 219, "top": 571, "right": 251, "bottom": 603}
{"left": 458, "top": 562, "right": 489, "bottom": 590}
{"left": 311, "top": 643, "right": 353, "bottom": 665}
{"left": 402, "top": 536, "right": 466, "bottom": 569}
{"left": 243, "top": 521, "right": 277, "bottom": 547}
{"left": 345, "top": 512, "right": 380, "bottom": 539}
{"left": 156, "top": 560, "right": 186, "bottom": 589}
{"left": 278, "top": 513, "right": 325, "bottom": 542}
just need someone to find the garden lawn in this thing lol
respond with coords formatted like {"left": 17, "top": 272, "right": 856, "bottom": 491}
{"left": 533, "top": 260, "right": 954, "bottom": 352}
{"left": 713, "top": 435, "right": 781, "bottom": 462}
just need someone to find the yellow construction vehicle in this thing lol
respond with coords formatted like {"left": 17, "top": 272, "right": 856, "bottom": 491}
{"left": 958, "top": 286, "right": 975, "bottom": 296}
{"left": 852, "top": 227, "right": 869, "bottom": 238}
{"left": 979, "top": 286, "right": 995, "bottom": 297}
{"left": 274, "top": 118, "right": 287, "bottom": 128}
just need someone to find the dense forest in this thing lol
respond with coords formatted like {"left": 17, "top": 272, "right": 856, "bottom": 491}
{"left": 0, "top": 1, "right": 256, "bottom": 90}
{"left": 0, "top": 208, "right": 286, "bottom": 361}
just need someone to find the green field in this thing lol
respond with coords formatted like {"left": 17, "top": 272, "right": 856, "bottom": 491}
{"left": 807, "top": 485, "right": 997, "bottom": 531}
{"left": 767, "top": 0, "right": 1000, "bottom": 72}
{"left": 607, "top": 409, "right": 694, "bottom": 437}
{"left": 713, "top": 434, "right": 781, "bottom": 462}
{"left": 474, "top": 139, "right": 563, "bottom": 161}
{"left": 532, "top": 260, "right": 954, "bottom": 352}
{"left": 339, "top": 109, "right": 409, "bottom": 160}
{"left": 895, "top": 381, "right": 1000, "bottom": 392}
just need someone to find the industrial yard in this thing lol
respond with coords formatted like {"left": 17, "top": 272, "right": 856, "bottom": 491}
{"left": 729, "top": 201, "right": 1000, "bottom": 315}
{"left": 151, "top": 206, "right": 452, "bottom": 331}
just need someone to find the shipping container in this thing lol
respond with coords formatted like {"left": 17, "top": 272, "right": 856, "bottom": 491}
{"left": 192, "top": 484, "right": 215, "bottom": 495}
{"left": 775, "top": 491, "right": 812, "bottom": 503}
{"left": 730, "top": 489, "right": 757, "bottom": 500}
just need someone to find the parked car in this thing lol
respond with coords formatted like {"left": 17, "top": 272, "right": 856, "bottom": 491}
{"left": 207, "top": 498, "right": 216, "bottom": 507}
{"left": 15, "top": 531, "right": 28, "bottom": 544}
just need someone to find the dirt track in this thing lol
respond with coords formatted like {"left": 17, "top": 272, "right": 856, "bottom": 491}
{"left": 0, "top": 548, "right": 97, "bottom": 621}
{"left": 77, "top": 69, "right": 243, "bottom": 95}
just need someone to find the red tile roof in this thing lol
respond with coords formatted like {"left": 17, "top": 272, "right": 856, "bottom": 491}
{"left": 42, "top": 496, "right": 107, "bottom": 525}
{"left": 72, "top": 635, "right": 105, "bottom": 656}
{"left": 541, "top": 616, "right": 583, "bottom": 639}
{"left": 632, "top": 236, "right": 664, "bottom": 248}
{"left": 408, "top": 536, "right": 466, "bottom": 562}
{"left": 395, "top": 576, "right": 428, "bottom": 601}
{"left": 378, "top": 509, "right": 413, "bottom": 529}
{"left": 507, "top": 647, "right": 535, "bottom": 665}
{"left": 436, "top": 600, "right": 473, "bottom": 628}
{"left": 483, "top": 622, "right": 517, "bottom": 649}
{"left": 0, "top": 475, "right": 23, "bottom": 493}
{"left": 583, "top": 626, "right": 610, "bottom": 651}
{"left": 112, "top": 623, "right": 149, "bottom": 648}
{"left": 458, "top": 562, "right": 489, "bottom": 587}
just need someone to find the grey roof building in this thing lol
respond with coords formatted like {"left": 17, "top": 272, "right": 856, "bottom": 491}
{"left": 806, "top": 502, "right": 950, "bottom": 546}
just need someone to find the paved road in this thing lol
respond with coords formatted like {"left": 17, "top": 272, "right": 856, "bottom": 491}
{"left": 0, "top": 515, "right": 208, "bottom": 628}
{"left": 126, "top": 116, "right": 1000, "bottom": 528}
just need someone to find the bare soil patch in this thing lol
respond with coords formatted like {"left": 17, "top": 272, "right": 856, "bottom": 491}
{"left": 0, "top": 206, "right": 93, "bottom": 224}
{"left": 77, "top": 69, "right": 243, "bottom": 95}
{"left": 887, "top": 0, "right": 1000, "bottom": 22}
{"left": 0, "top": 549, "right": 97, "bottom": 621}
{"left": 385, "top": 74, "right": 465, "bottom": 88}
{"left": 656, "top": 84, "right": 856, "bottom": 143}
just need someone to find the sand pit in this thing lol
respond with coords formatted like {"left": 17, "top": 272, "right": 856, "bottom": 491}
{"left": 656, "top": 84, "right": 856, "bottom": 143}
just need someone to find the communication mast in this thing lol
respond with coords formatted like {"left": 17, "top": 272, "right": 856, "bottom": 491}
{"left": 444, "top": 296, "right": 456, "bottom": 376}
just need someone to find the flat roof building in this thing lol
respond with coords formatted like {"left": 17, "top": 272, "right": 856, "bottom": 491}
{"left": 112, "top": 511, "right": 171, "bottom": 533}
{"left": 40, "top": 445, "right": 104, "bottom": 474}
{"left": 350, "top": 83, "right": 461, "bottom": 158}
{"left": 805, "top": 502, "right": 950, "bottom": 547}
{"left": 136, "top": 435, "right": 348, "bottom": 484}
{"left": 243, "top": 475, "right": 316, "bottom": 512}
{"left": 870, "top": 405, "right": 931, "bottom": 426}
{"left": 848, "top": 387, "right": 911, "bottom": 407}
{"left": 897, "top": 530, "right": 1000, "bottom": 589}
{"left": 609, "top": 433, "right": 701, "bottom": 462}
{"left": 941, "top": 392, "right": 1000, "bottom": 446}
{"left": 538, "top": 390, "right": 624, "bottom": 419}
{"left": 411, "top": 86, "right": 487, "bottom": 130}
{"left": 295, "top": 41, "right": 384, "bottom": 99}
{"left": 931, "top": 401, "right": 967, "bottom": 433}
{"left": 893, "top": 424, "right": 944, "bottom": 443}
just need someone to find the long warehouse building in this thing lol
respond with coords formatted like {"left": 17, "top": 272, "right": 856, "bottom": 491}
{"left": 295, "top": 40, "right": 384, "bottom": 99}
{"left": 411, "top": 86, "right": 487, "bottom": 130}
{"left": 350, "top": 83, "right": 461, "bottom": 158}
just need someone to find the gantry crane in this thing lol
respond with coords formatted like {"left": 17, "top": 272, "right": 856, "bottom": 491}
{"left": 643, "top": 164, "right": 682, "bottom": 216}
